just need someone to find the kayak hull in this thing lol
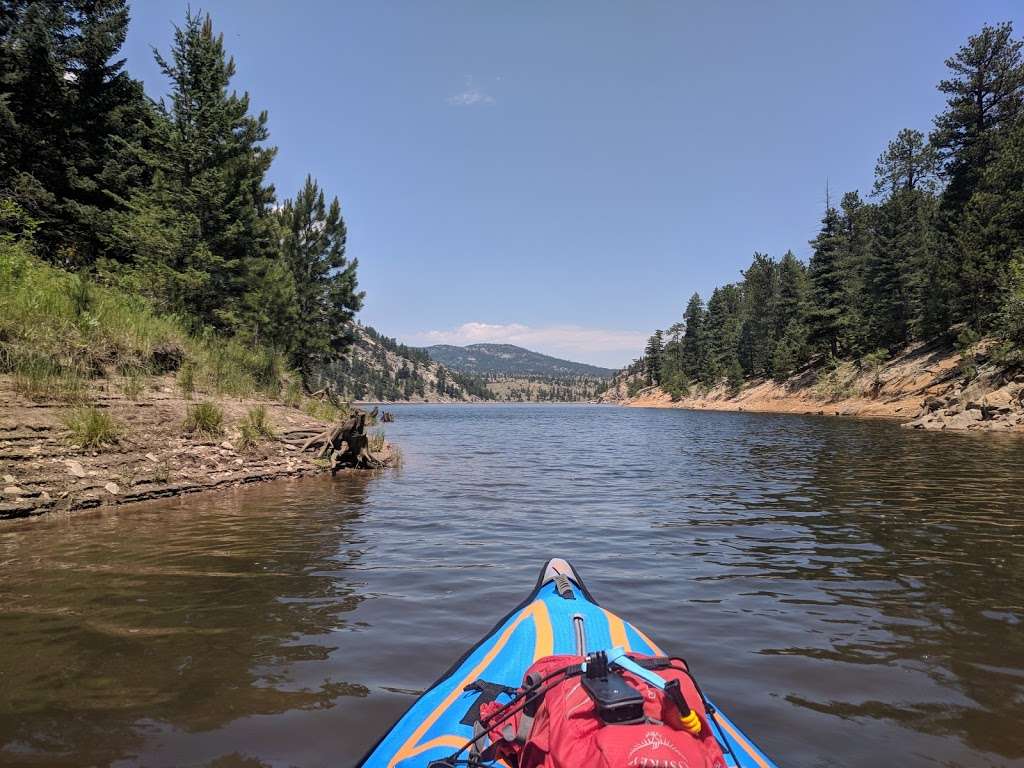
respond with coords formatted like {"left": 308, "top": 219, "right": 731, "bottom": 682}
{"left": 359, "top": 559, "right": 778, "bottom": 768}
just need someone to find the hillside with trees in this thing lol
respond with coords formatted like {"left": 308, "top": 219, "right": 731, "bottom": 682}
{"left": 325, "top": 325, "right": 494, "bottom": 402}
{"left": 629, "top": 23, "right": 1024, "bottom": 417}
{"left": 1, "top": 4, "right": 361, "bottom": 395}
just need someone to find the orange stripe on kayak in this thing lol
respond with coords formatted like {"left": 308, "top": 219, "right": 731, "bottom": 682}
{"left": 397, "top": 735, "right": 465, "bottom": 761}
{"left": 713, "top": 712, "right": 770, "bottom": 768}
{"left": 388, "top": 601, "right": 540, "bottom": 767}
{"left": 601, "top": 608, "right": 630, "bottom": 650}
{"left": 533, "top": 599, "right": 553, "bottom": 660}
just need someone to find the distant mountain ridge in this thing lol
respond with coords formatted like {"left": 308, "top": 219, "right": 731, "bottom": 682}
{"left": 424, "top": 344, "right": 615, "bottom": 379}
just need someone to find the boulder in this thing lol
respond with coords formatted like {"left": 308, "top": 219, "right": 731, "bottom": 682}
{"left": 944, "top": 410, "right": 983, "bottom": 430}
{"left": 983, "top": 388, "right": 1019, "bottom": 410}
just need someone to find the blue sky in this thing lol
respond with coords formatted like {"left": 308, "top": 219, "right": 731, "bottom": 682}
{"left": 123, "top": 2, "right": 1021, "bottom": 367}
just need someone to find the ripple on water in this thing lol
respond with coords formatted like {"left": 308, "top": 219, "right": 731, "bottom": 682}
{"left": 1, "top": 405, "right": 1023, "bottom": 767}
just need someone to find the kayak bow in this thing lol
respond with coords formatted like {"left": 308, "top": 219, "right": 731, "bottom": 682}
{"left": 358, "top": 558, "right": 779, "bottom": 768}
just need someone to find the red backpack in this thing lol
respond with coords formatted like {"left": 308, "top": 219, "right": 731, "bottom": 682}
{"left": 472, "top": 653, "right": 728, "bottom": 768}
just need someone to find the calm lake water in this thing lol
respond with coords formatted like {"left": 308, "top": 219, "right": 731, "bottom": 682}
{"left": 2, "top": 405, "right": 1024, "bottom": 767}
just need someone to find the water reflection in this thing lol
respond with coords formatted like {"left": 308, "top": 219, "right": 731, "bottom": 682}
{"left": 0, "top": 476, "right": 373, "bottom": 767}
{"left": 777, "top": 425, "right": 1024, "bottom": 759}
{"left": 1, "top": 406, "right": 1023, "bottom": 768}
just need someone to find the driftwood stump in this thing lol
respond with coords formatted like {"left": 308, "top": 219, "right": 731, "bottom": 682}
{"left": 299, "top": 406, "right": 382, "bottom": 472}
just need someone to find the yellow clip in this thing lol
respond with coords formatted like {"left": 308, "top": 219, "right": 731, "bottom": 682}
{"left": 679, "top": 710, "right": 702, "bottom": 735}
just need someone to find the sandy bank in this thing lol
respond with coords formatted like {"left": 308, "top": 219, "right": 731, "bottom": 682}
{"left": 602, "top": 340, "right": 1024, "bottom": 433}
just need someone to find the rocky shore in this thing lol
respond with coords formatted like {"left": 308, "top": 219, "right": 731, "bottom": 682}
{"left": 0, "top": 375, "right": 396, "bottom": 520}
{"left": 602, "top": 339, "right": 1024, "bottom": 433}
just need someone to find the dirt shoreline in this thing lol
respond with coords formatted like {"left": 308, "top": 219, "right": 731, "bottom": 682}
{"left": 601, "top": 340, "right": 1024, "bottom": 433}
{"left": 0, "top": 375, "right": 395, "bottom": 521}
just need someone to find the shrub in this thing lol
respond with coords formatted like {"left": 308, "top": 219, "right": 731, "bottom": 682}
{"left": 998, "top": 252, "right": 1024, "bottom": 347}
{"left": 244, "top": 405, "right": 276, "bottom": 438}
{"left": 63, "top": 406, "right": 120, "bottom": 449}
{"left": 814, "top": 359, "right": 858, "bottom": 400}
{"left": 661, "top": 371, "right": 690, "bottom": 401}
{"left": 183, "top": 401, "right": 224, "bottom": 438}
{"left": 860, "top": 349, "right": 890, "bottom": 396}
{"left": 234, "top": 405, "right": 276, "bottom": 451}
{"left": 234, "top": 420, "right": 259, "bottom": 452}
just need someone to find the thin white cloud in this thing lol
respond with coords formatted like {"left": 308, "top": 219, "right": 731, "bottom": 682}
{"left": 446, "top": 76, "right": 495, "bottom": 107}
{"left": 406, "top": 322, "right": 648, "bottom": 369}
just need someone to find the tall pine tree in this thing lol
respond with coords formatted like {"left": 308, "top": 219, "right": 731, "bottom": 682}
{"left": 807, "top": 204, "right": 847, "bottom": 358}
{"left": 680, "top": 292, "right": 705, "bottom": 380}
{"left": 738, "top": 252, "right": 777, "bottom": 377}
{"left": 932, "top": 22, "right": 1024, "bottom": 212}
{"left": 703, "top": 284, "right": 743, "bottom": 384}
{"left": 644, "top": 330, "right": 664, "bottom": 385}
{"left": 125, "top": 10, "right": 278, "bottom": 330}
{"left": 277, "top": 175, "right": 363, "bottom": 383}
{"left": 0, "top": 1, "right": 148, "bottom": 263}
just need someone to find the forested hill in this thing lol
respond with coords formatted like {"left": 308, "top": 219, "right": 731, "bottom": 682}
{"left": 423, "top": 344, "right": 613, "bottom": 402}
{"left": 322, "top": 325, "right": 493, "bottom": 403}
{"left": 633, "top": 22, "right": 1024, "bottom": 400}
{"left": 425, "top": 344, "right": 614, "bottom": 378}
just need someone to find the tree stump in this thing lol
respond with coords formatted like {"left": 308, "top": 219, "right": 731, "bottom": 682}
{"left": 299, "top": 406, "right": 383, "bottom": 472}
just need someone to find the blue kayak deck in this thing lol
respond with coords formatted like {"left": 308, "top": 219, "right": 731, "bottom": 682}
{"left": 360, "top": 561, "right": 779, "bottom": 768}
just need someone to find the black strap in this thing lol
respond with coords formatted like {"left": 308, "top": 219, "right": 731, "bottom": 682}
{"left": 460, "top": 680, "right": 518, "bottom": 726}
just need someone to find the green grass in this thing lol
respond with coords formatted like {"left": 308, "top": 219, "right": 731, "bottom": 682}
{"left": 0, "top": 241, "right": 290, "bottom": 399}
{"left": 182, "top": 401, "right": 225, "bottom": 438}
{"left": 243, "top": 405, "right": 276, "bottom": 438}
{"left": 234, "top": 405, "right": 276, "bottom": 452}
{"left": 10, "top": 351, "right": 89, "bottom": 402}
{"left": 234, "top": 420, "right": 260, "bottom": 452}
{"left": 63, "top": 406, "right": 121, "bottom": 449}
{"left": 303, "top": 397, "right": 349, "bottom": 423}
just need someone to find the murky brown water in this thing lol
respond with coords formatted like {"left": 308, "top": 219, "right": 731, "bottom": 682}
{"left": 2, "top": 405, "right": 1023, "bottom": 767}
